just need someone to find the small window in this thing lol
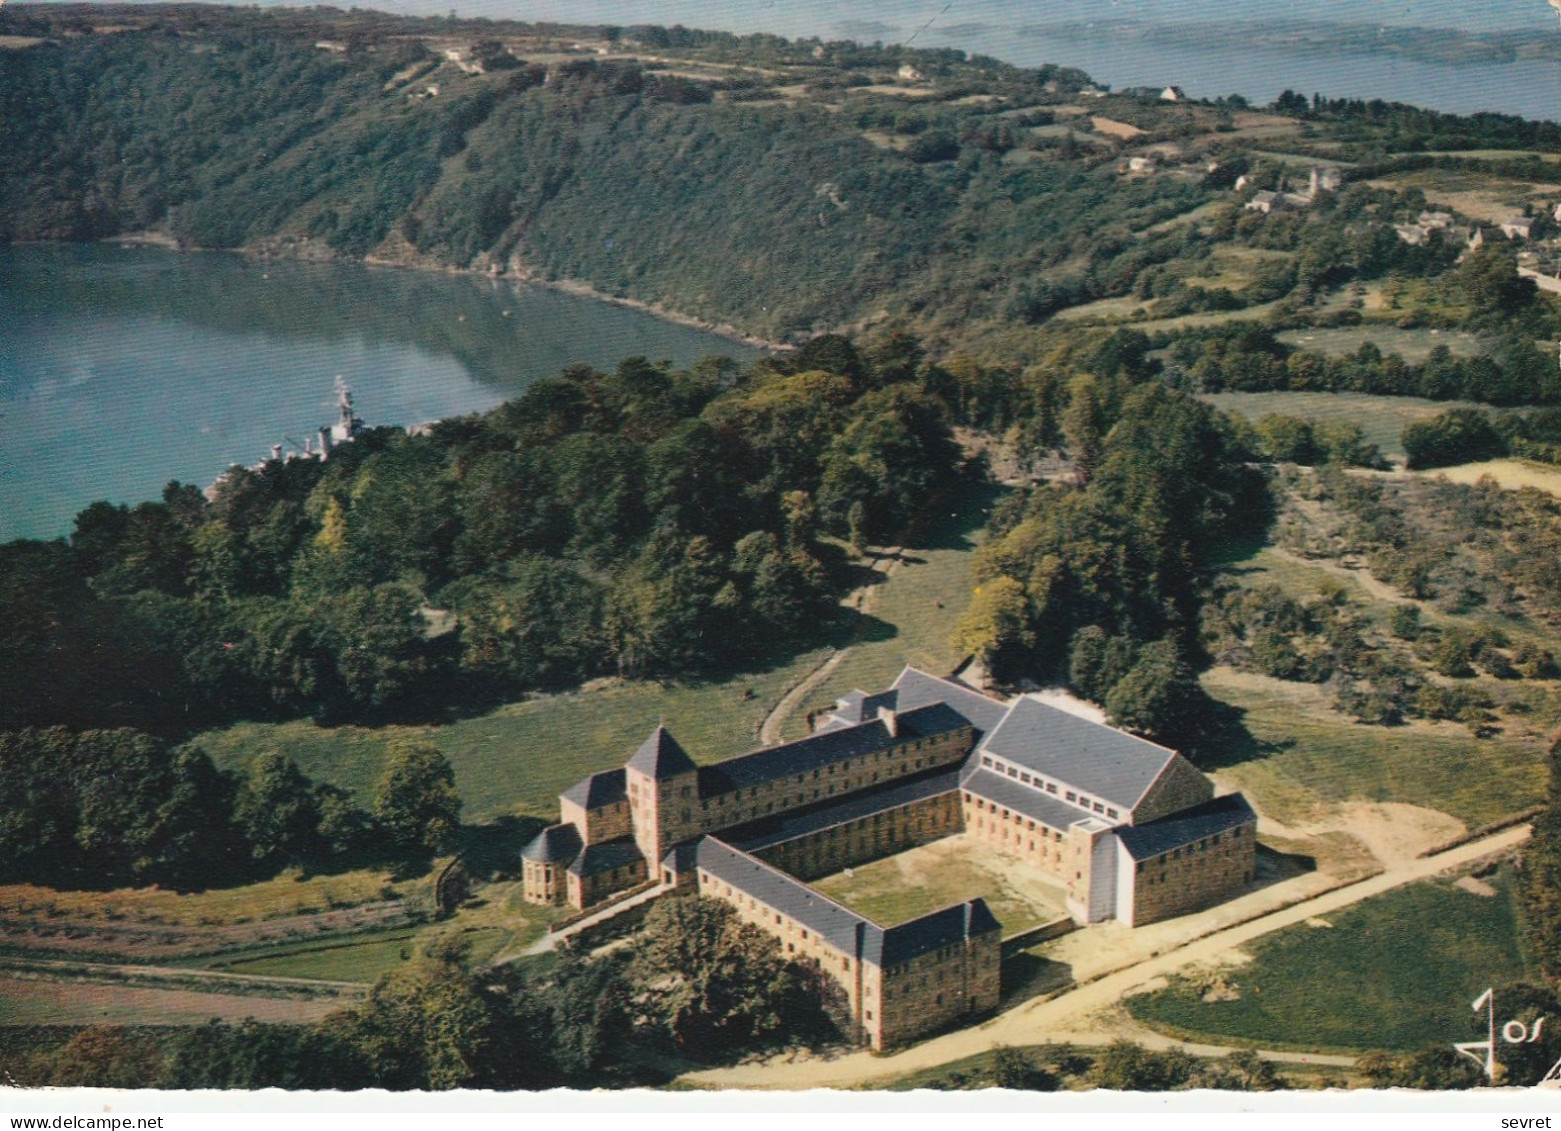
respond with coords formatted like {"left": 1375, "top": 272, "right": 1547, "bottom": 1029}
{"left": 982, "top": 756, "right": 993, "bottom": 768}
{"left": 1046, "top": 783, "right": 1058, "bottom": 794}
{"left": 1020, "top": 773, "right": 1032, "bottom": 785}
{"left": 1065, "top": 792, "right": 1076, "bottom": 803}
{"left": 1093, "top": 802, "right": 1104, "bottom": 814}
{"left": 1006, "top": 767, "right": 1018, "bottom": 779}
{"left": 1106, "top": 808, "right": 1118, "bottom": 819}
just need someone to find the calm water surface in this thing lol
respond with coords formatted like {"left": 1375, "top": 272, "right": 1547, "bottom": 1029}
{"left": 0, "top": 244, "right": 761, "bottom": 541}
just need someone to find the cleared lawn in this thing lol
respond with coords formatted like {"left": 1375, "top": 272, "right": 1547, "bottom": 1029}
{"left": 1205, "top": 666, "right": 1544, "bottom": 829}
{"left": 1276, "top": 325, "right": 1483, "bottom": 364}
{"left": 209, "top": 929, "right": 421, "bottom": 982}
{"left": 811, "top": 835, "right": 1067, "bottom": 935}
{"left": 1201, "top": 390, "right": 1491, "bottom": 464}
{"left": 1126, "top": 868, "right": 1537, "bottom": 1053}
{"left": 0, "top": 866, "right": 420, "bottom": 928}
{"left": 0, "top": 978, "right": 341, "bottom": 1026}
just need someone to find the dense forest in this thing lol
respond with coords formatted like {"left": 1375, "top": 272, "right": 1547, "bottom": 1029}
{"left": 0, "top": 335, "right": 962, "bottom": 738}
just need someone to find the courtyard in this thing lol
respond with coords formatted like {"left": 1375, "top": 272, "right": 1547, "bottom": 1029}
{"left": 810, "top": 832, "right": 1072, "bottom": 935}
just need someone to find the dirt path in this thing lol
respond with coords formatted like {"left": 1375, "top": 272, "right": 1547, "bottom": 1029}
{"left": 681, "top": 824, "right": 1530, "bottom": 1090}
{"left": 757, "top": 547, "right": 905, "bottom": 746}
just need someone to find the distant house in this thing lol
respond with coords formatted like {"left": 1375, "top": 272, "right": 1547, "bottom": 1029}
{"left": 1469, "top": 227, "right": 1500, "bottom": 248}
{"left": 1418, "top": 211, "right": 1455, "bottom": 230}
{"left": 1552, "top": 203, "right": 1561, "bottom": 224}
{"left": 1125, "top": 155, "right": 1157, "bottom": 174}
{"left": 1246, "top": 190, "right": 1282, "bottom": 214}
{"left": 1079, "top": 85, "right": 1109, "bottom": 99}
{"left": 1502, "top": 216, "right": 1537, "bottom": 241}
{"left": 897, "top": 63, "right": 925, "bottom": 83}
{"left": 1309, "top": 166, "right": 1343, "bottom": 195}
{"left": 1395, "top": 224, "right": 1432, "bottom": 246}
{"left": 1234, "top": 173, "right": 1252, "bottom": 191}
{"left": 1160, "top": 85, "right": 1187, "bottom": 102}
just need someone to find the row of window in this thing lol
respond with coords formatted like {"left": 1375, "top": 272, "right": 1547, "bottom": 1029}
{"left": 1135, "top": 827, "right": 1245, "bottom": 870}
{"left": 976, "top": 756, "right": 1119, "bottom": 819}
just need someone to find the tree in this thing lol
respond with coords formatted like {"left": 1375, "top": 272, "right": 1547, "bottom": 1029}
{"left": 1062, "top": 375, "right": 1107, "bottom": 485}
{"left": 233, "top": 750, "right": 322, "bottom": 864}
{"left": 1103, "top": 639, "right": 1208, "bottom": 747}
{"left": 628, "top": 897, "right": 832, "bottom": 1056}
{"left": 1089, "top": 1040, "right": 1197, "bottom": 1091}
{"left": 373, "top": 740, "right": 461, "bottom": 855}
{"left": 952, "top": 577, "right": 1034, "bottom": 675}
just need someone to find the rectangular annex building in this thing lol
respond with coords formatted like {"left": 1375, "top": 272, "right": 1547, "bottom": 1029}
{"left": 522, "top": 667, "right": 1257, "bottom": 1048}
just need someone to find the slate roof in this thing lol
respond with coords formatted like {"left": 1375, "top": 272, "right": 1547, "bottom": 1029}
{"left": 958, "top": 765, "right": 1099, "bottom": 830}
{"left": 730, "top": 768, "right": 962, "bottom": 853}
{"left": 692, "top": 837, "right": 999, "bottom": 968}
{"left": 520, "top": 822, "right": 583, "bottom": 864}
{"left": 1116, "top": 794, "right": 1258, "bottom": 861}
{"left": 561, "top": 768, "right": 626, "bottom": 809}
{"left": 875, "top": 899, "right": 1001, "bottom": 968}
{"left": 699, "top": 705, "right": 968, "bottom": 796}
{"left": 567, "top": 837, "right": 645, "bottom": 878}
{"left": 891, "top": 667, "right": 1011, "bottom": 738}
{"left": 694, "top": 837, "right": 868, "bottom": 953}
{"left": 626, "top": 726, "right": 697, "bottom": 780}
{"left": 978, "top": 695, "right": 1177, "bottom": 811}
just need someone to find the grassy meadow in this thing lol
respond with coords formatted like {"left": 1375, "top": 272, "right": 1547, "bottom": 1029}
{"left": 1202, "top": 390, "right": 1491, "bottom": 464}
{"left": 1126, "top": 869, "right": 1538, "bottom": 1052}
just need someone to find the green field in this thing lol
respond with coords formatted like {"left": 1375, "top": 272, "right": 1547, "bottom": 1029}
{"left": 1206, "top": 668, "right": 1544, "bottom": 829}
{"left": 1276, "top": 326, "right": 1484, "bottom": 365}
{"left": 1127, "top": 870, "right": 1538, "bottom": 1052}
{"left": 1202, "top": 390, "right": 1494, "bottom": 464}
{"left": 205, "top": 929, "right": 423, "bottom": 983}
{"left": 200, "top": 483, "right": 999, "bottom": 823}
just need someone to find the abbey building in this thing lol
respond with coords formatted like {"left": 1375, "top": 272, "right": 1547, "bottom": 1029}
{"left": 522, "top": 667, "right": 1256, "bottom": 1049}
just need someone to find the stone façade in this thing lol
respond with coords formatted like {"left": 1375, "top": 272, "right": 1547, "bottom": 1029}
{"left": 521, "top": 666, "right": 1257, "bottom": 1049}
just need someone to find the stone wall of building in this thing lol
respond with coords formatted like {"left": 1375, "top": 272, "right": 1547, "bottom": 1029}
{"left": 687, "top": 726, "right": 973, "bottom": 848}
{"left": 567, "top": 857, "right": 648, "bottom": 910}
{"left": 561, "top": 795, "right": 632, "bottom": 846}
{"left": 751, "top": 790, "right": 963, "bottom": 881}
{"left": 1122, "top": 820, "right": 1256, "bottom": 926}
{"left": 871, "top": 931, "right": 1001, "bottom": 1050}
{"left": 693, "top": 868, "right": 867, "bottom": 1036}
{"left": 961, "top": 791, "right": 1076, "bottom": 881}
{"left": 1131, "top": 757, "right": 1215, "bottom": 825}
{"left": 522, "top": 858, "right": 567, "bottom": 905}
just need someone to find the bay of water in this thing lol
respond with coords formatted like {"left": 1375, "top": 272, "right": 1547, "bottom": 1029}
{"left": 0, "top": 244, "right": 761, "bottom": 542}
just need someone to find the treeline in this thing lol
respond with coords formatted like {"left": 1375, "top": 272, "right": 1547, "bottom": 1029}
{"left": 1272, "top": 88, "right": 1561, "bottom": 155}
{"left": 11, "top": 898, "right": 843, "bottom": 1090}
{"left": 1401, "top": 407, "right": 1561, "bottom": 470}
{"left": 954, "top": 357, "right": 1268, "bottom": 748}
{"left": 0, "top": 728, "right": 459, "bottom": 889}
{"left": 0, "top": 337, "right": 961, "bottom": 735}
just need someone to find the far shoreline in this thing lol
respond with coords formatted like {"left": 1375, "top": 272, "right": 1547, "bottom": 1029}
{"left": 95, "top": 229, "right": 794, "bottom": 354}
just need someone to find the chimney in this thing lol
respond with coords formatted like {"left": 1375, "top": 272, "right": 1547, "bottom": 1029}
{"left": 877, "top": 705, "right": 898, "bottom": 738}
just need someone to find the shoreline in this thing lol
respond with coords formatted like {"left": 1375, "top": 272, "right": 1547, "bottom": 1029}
{"left": 94, "top": 230, "right": 793, "bottom": 354}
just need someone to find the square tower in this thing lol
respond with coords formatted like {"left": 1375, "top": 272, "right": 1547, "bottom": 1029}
{"left": 624, "top": 726, "right": 701, "bottom": 862}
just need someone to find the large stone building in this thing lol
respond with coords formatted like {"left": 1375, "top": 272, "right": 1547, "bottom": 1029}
{"left": 522, "top": 667, "right": 1256, "bottom": 1049}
